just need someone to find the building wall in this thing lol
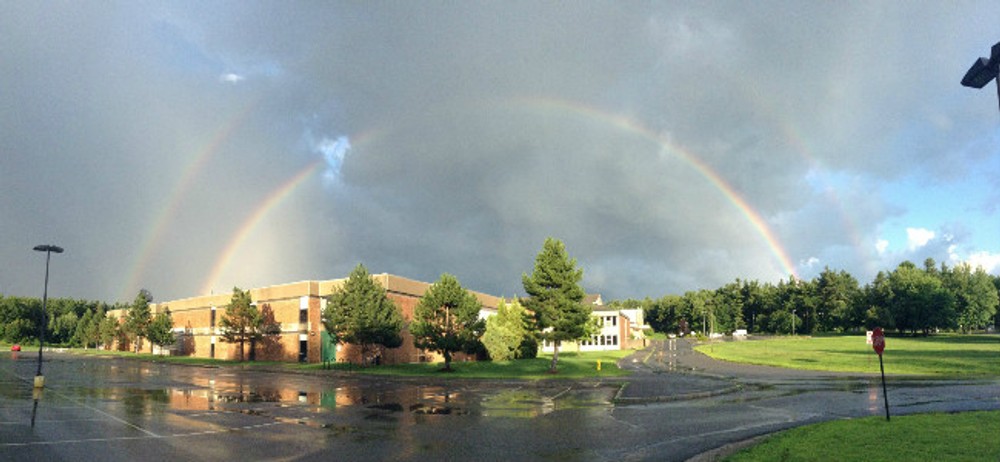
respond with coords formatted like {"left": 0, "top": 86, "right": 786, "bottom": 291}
{"left": 541, "top": 310, "right": 630, "bottom": 353}
{"left": 146, "top": 274, "right": 499, "bottom": 365}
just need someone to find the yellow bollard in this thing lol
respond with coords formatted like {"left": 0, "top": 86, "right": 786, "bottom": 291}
{"left": 596, "top": 360, "right": 601, "bottom": 371}
{"left": 33, "top": 375, "right": 44, "bottom": 389}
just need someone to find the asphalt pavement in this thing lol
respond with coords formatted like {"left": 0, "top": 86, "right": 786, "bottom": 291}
{"left": 1, "top": 341, "right": 997, "bottom": 461}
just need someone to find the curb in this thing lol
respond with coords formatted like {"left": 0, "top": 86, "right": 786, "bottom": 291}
{"left": 685, "top": 434, "right": 773, "bottom": 462}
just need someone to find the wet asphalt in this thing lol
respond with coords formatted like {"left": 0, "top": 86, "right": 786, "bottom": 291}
{"left": 1, "top": 340, "right": 997, "bottom": 461}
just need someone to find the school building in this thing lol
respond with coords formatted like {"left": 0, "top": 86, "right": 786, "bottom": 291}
{"left": 540, "top": 294, "right": 649, "bottom": 353}
{"left": 138, "top": 273, "right": 502, "bottom": 365}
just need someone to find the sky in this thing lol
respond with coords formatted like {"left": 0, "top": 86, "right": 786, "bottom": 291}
{"left": 3, "top": 2, "right": 1000, "bottom": 304}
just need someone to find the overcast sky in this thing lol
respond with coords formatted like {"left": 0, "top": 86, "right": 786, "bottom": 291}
{"left": 3, "top": 2, "right": 1000, "bottom": 303}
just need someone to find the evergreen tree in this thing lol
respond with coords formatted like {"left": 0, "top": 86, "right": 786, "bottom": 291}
{"left": 219, "top": 287, "right": 260, "bottom": 361}
{"left": 522, "top": 238, "right": 588, "bottom": 373}
{"left": 147, "top": 308, "right": 176, "bottom": 351}
{"left": 322, "top": 264, "right": 404, "bottom": 366}
{"left": 124, "top": 290, "right": 153, "bottom": 353}
{"left": 411, "top": 273, "right": 485, "bottom": 371}
{"left": 99, "top": 314, "right": 122, "bottom": 350}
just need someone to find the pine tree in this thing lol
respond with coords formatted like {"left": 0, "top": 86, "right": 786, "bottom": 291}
{"left": 323, "top": 264, "right": 404, "bottom": 365}
{"left": 411, "top": 273, "right": 485, "bottom": 371}
{"left": 147, "top": 308, "right": 176, "bottom": 351}
{"left": 522, "top": 238, "right": 588, "bottom": 373}
{"left": 124, "top": 290, "right": 153, "bottom": 353}
{"left": 219, "top": 287, "right": 260, "bottom": 361}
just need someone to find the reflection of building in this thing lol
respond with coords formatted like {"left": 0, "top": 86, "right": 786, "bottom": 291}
{"left": 129, "top": 274, "right": 500, "bottom": 364}
{"left": 541, "top": 294, "right": 648, "bottom": 353}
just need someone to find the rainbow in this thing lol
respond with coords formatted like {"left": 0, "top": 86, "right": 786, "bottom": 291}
{"left": 119, "top": 102, "right": 259, "bottom": 301}
{"left": 199, "top": 160, "right": 324, "bottom": 295}
{"left": 730, "top": 80, "right": 872, "bottom": 276}
{"left": 512, "top": 97, "right": 800, "bottom": 279}
{"left": 198, "top": 128, "right": 385, "bottom": 295}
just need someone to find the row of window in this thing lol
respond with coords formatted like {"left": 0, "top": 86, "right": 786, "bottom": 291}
{"left": 581, "top": 335, "right": 618, "bottom": 347}
{"left": 206, "top": 302, "right": 311, "bottom": 327}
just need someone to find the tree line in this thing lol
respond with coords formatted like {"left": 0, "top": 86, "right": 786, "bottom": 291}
{"left": 635, "top": 258, "right": 1000, "bottom": 336}
{"left": 0, "top": 289, "right": 176, "bottom": 351}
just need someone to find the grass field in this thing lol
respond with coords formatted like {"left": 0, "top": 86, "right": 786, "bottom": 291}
{"left": 726, "top": 411, "right": 1000, "bottom": 461}
{"left": 50, "top": 345, "right": 634, "bottom": 380}
{"left": 695, "top": 334, "right": 1000, "bottom": 376}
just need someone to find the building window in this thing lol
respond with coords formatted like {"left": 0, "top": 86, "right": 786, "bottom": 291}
{"left": 210, "top": 307, "right": 216, "bottom": 328}
{"left": 611, "top": 335, "right": 618, "bottom": 346}
{"left": 299, "top": 307, "right": 308, "bottom": 324}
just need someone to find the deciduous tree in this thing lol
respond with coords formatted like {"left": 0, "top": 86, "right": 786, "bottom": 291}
{"left": 482, "top": 299, "right": 533, "bottom": 361}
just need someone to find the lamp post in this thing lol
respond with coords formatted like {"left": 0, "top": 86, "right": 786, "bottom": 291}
{"left": 33, "top": 244, "right": 63, "bottom": 388}
{"left": 961, "top": 41, "right": 1000, "bottom": 111}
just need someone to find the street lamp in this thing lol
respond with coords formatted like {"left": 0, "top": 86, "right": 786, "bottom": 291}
{"left": 961, "top": 41, "right": 1000, "bottom": 111}
{"left": 33, "top": 244, "right": 63, "bottom": 388}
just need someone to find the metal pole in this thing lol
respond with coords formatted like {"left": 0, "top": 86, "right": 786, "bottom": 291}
{"left": 879, "top": 354, "right": 890, "bottom": 421}
{"left": 36, "top": 249, "right": 52, "bottom": 377}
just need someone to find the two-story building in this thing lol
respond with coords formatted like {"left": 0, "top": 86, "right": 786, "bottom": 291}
{"left": 113, "top": 273, "right": 501, "bottom": 365}
{"left": 541, "top": 294, "right": 648, "bottom": 353}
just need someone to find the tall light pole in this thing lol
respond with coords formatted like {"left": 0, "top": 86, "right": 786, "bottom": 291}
{"left": 961, "top": 41, "right": 1000, "bottom": 111}
{"left": 33, "top": 244, "right": 63, "bottom": 388}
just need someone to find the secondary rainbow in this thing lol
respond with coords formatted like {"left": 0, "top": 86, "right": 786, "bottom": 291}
{"left": 513, "top": 97, "right": 799, "bottom": 279}
{"left": 119, "top": 102, "right": 259, "bottom": 301}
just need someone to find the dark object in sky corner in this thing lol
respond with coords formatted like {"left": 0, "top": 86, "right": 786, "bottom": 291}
{"left": 961, "top": 41, "right": 1000, "bottom": 112}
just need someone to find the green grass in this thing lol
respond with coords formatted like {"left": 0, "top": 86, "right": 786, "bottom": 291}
{"left": 57, "top": 346, "right": 634, "bottom": 379}
{"left": 696, "top": 334, "right": 1000, "bottom": 376}
{"left": 303, "top": 349, "right": 635, "bottom": 379}
{"left": 726, "top": 411, "right": 1000, "bottom": 461}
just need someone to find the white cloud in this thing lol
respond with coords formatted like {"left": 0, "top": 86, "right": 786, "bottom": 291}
{"left": 962, "top": 251, "right": 1000, "bottom": 273}
{"left": 801, "top": 256, "right": 820, "bottom": 268}
{"left": 219, "top": 73, "right": 244, "bottom": 83}
{"left": 906, "top": 228, "right": 935, "bottom": 251}
{"left": 875, "top": 239, "right": 889, "bottom": 255}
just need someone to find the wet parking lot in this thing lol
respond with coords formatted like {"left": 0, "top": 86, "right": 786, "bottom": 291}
{"left": 2, "top": 342, "right": 999, "bottom": 461}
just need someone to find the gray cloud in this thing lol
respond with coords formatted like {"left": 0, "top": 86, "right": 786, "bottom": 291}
{"left": 3, "top": 2, "right": 999, "bottom": 303}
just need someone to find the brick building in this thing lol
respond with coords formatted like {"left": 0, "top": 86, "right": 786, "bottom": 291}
{"left": 130, "top": 273, "right": 501, "bottom": 364}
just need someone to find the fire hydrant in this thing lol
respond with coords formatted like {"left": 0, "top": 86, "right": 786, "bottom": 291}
{"left": 596, "top": 360, "right": 602, "bottom": 371}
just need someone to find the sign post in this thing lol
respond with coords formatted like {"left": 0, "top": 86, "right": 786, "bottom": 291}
{"left": 871, "top": 327, "right": 890, "bottom": 421}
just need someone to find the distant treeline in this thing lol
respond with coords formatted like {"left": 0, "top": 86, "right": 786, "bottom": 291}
{"left": 0, "top": 295, "right": 129, "bottom": 348}
{"left": 616, "top": 258, "right": 1000, "bottom": 336}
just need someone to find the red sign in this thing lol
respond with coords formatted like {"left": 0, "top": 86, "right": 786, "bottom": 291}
{"left": 871, "top": 327, "right": 885, "bottom": 356}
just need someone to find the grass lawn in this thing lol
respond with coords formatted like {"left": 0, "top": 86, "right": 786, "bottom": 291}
{"left": 303, "top": 349, "right": 635, "bottom": 380}
{"left": 55, "top": 345, "right": 634, "bottom": 380}
{"left": 726, "top": 411, "right": 1000, "bottom": 462}
{"left": 695, "top": 334, "right": 1000, "bottom": 376}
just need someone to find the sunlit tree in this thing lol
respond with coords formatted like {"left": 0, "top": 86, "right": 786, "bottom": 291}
{"left": 411, "top": 273, "right": 485, "bottom": 371}
{"left": 323, "top": 264, "right": 404, "bottom": 365}
{"left": 522, "top": 238, "right": 588, "bottom": 373}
